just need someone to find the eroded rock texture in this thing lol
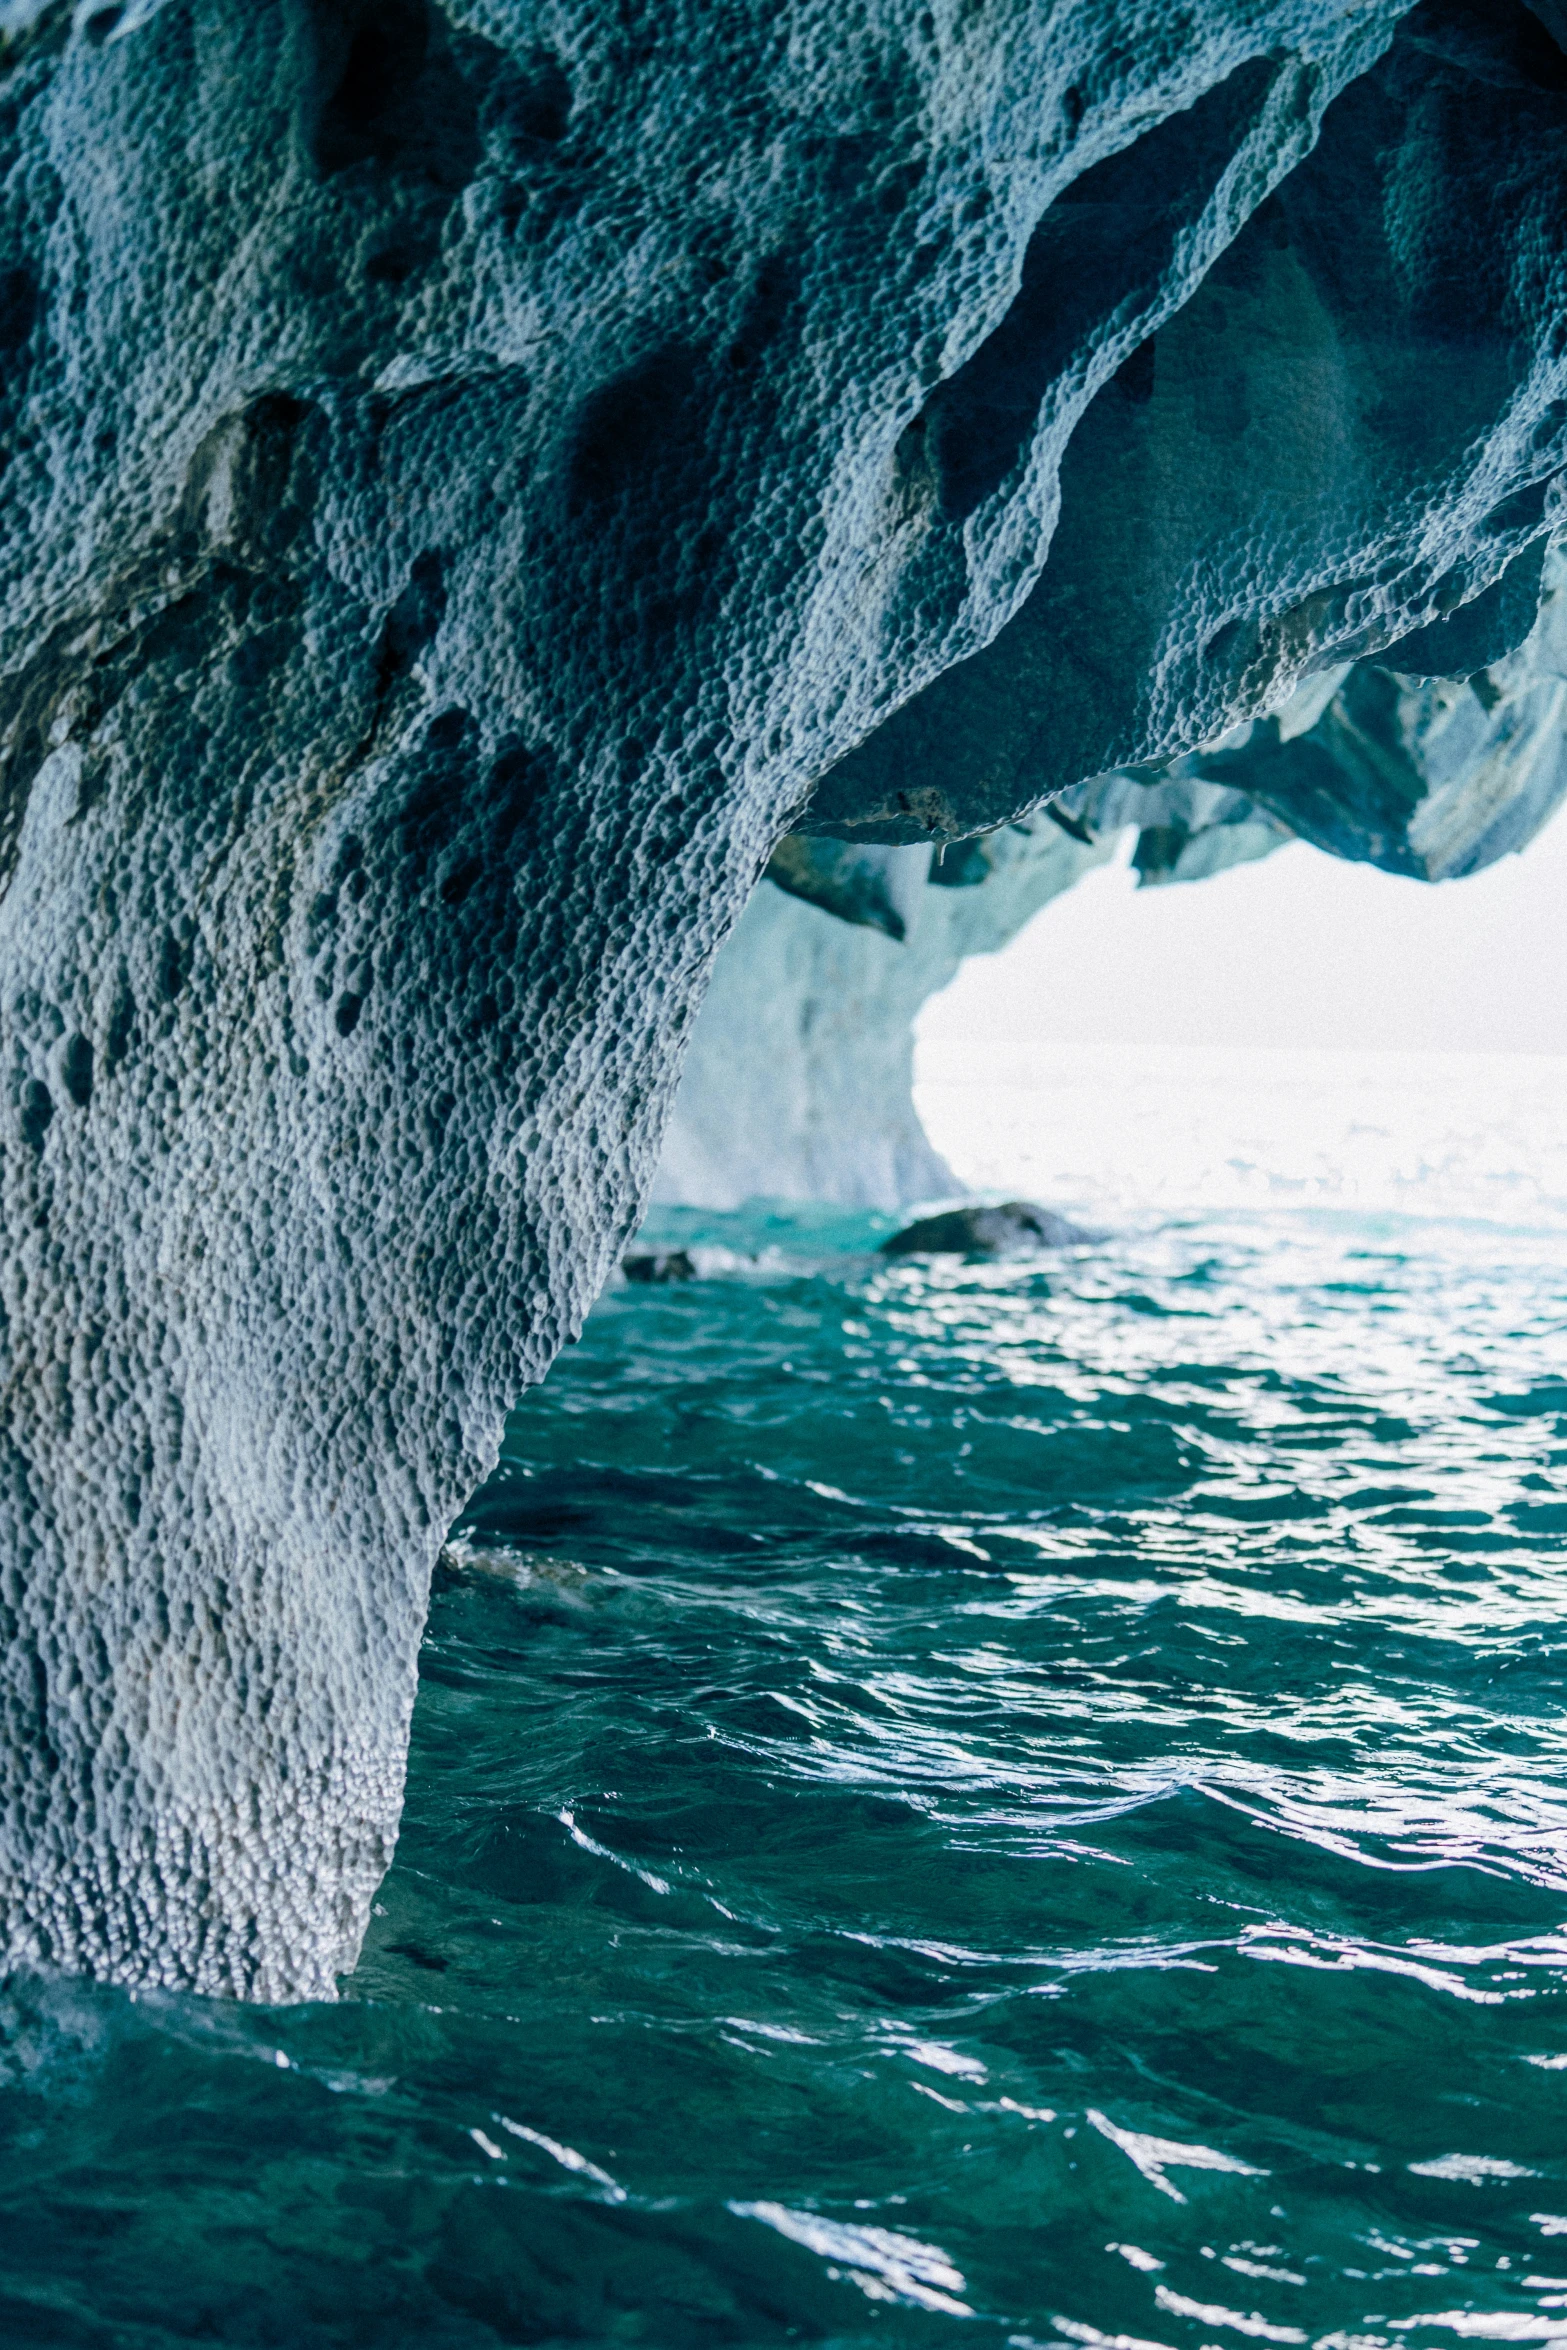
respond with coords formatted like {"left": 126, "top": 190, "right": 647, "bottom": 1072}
{"left": 1142, "top": 538, "right": 1567, "bottom": 878}
{"left": 1, "top": 0, "right": 1564, "bottom": 1996}
{"left": 653, "top": 820, "right": 1107, "bottom": 1209}
{"left": 809, "top": 2, "right": 1567, "bottom": 840}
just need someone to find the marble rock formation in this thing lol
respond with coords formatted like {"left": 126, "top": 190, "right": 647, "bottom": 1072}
{"left": 659, "top": 550, "right": 1567, "bottom": 1215}
{"left": 652, "top": 779, "right": 1275, "bottom": 1210}
{"left": 805, "top": 2, "right": 1567, "bottom": 843}
{"left": 2, "top": 0, "right": 1566, "bottom": 1999}
{"left": 652, "top": 822, "right": 1106, "bottom": 1208}
{"left": 1126, "top": 536, "right": 1567, "bottom": 881}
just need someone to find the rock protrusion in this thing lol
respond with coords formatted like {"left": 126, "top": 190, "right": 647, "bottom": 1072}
{"left": 4, "top": 0, "right": 1565, "bottom": 2003}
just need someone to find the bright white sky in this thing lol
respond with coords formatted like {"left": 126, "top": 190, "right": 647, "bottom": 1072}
{"left": 920, "top": 806, "right": 1567, "bottom": 1057}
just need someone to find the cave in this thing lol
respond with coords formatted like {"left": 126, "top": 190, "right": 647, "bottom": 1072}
{"left": 0, "top": 0, "right": 1563, "bottom": 2012}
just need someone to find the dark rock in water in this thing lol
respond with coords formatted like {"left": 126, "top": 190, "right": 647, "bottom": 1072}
{"left": 881, "top": 1202, "right": 1094, "bottom": 1259}
{"left": 623, "top": 1250, "right": 698, "bottom": 1284}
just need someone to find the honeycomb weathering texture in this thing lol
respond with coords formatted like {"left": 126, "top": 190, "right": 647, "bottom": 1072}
{"left": 0, "top": 0, "right": 1562, "bottom": 1996}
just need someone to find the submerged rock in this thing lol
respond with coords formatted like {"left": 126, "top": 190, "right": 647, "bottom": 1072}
{"left": 882, "top": 1202, "right": 1095, "bottom": 1258}
{"left": 622, "top": 1243, "right": 758, "bottom": 1282}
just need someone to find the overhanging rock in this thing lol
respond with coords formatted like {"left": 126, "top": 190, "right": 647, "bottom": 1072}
{"left": 804, "top": 1, "right": 1567, "bottom": 842}
{"left": 1, "top": 0, "right": 1563, "bottom": 1997}
{"left": 658, "top": 548, "right": 1567, "bottom": 1212}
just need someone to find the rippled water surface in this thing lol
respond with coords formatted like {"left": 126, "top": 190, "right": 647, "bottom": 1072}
{"left": 7, "top": 1056, "right": 1567, "bottom": 2346}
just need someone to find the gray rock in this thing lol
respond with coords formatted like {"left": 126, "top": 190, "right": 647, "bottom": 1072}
{"left": 1, "top": 0, "right": 1564, "bottom": 2000}
{"left": 653, "top": 816, "right": 1110, "bottom": 1210}
{"left": 803, "top": 7, "right": 1567, "bottom": 844}
{"left": 763, "top": 838, "right": 925, "bottom": 943}
{"left": 1126, "top": 536, "right": 1567, "bottom": 879}
{"left": 882, "top": 1201, "right": 1095, "bottom": 1258}
{"left": 652, "top": 692, "right": 1308, "bottom": 1214}
{"left": 656, "top": 529, "right": 1567, "bottom": 1213}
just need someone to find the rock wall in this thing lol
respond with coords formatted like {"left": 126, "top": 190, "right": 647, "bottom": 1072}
{"left": 652, "top": 828, "right": 1104, "bottom": 1210}
{"left": 3, "top": 0, "right": 1567, "bottom": 1996}
{"left": 807, "top": 2, "right": 1567, "bottom": 842}
{"left": 652, "top": 791, "right": 1278, "bottom": 1210}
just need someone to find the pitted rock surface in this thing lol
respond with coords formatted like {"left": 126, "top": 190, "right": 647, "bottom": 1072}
{"left": 2, "top": 0, "right": 1563, "bottom": 1997}
{"left": 806, "top": 2, "right": 1567, "bottom": 842}
{"left": 1070, "top": 532, "right": 1567, "bottom": 880}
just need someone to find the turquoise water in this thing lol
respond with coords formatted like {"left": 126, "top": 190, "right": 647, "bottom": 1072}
{"left": 6, "top": 1188, "right": 1567, "bottom": 2345}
